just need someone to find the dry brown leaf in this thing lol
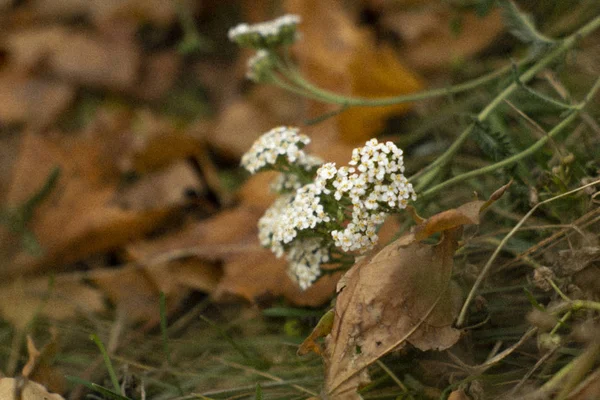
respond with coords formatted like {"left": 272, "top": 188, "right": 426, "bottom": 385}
{"left": 5, "top": 132, "right": 173, "bottom": 274}
{"left": 411, "top": 201, "right": 485, "bottom": 242}
{"left": 208, "top": 86, "right": 301, "bottom": 160}
{"left": 448, "top": 389, "right": 470, "bottom": 400}
{"left": 129, "top": 110, "right": 205, "bottom": 173}
{"left": 126, "top": 206, "right": 261, "bottom": 261}
{"left": 337, "top": 42, "right": 423, "bottom": 143}
{"left": 117, "top": 160, "right": 205, "bottom": 211}
{"left": 135, "top": 51, "right": 181, "bottom": 101}
{"left": 25, "top": 0, "right": 177, "bottom": 26}
{"left": 171, "top": 259, "right": 222, "bottom": 293}
{"left": 0, "top": 377, "right": 64, "bottom": 400}
{"left": 22, "top": 332, "right": 66, "bottom": 394}
{"left": 381, "top": 6, "right": 505, "bottom": 71}
{"left": 237, "top": 172, "right": 280, "bottom": 210}
{"left": 91, "top": 263, "right": 186, "bottom": 323}
{"left": 5, "top": 26, "right": 140, "bottom": 90}
{"left": 215, "top": 249, "right": 340, "bottom": 306}
{"left": 324, "top": 229, "right": 463, "bottom": 398}
{"left": 127, "top": 205, "right": 337, "bottom": 306}
{"left": 298, "top": 310, "right": 335, "bottom": 356}
{"left": 323, "top": 197, "right": 504, "bottom": 398}
{"left": 286, "top": 0, "right": 422, "bottom": 143}
{"left": 0, "top": 70, "right": 75, "bottom": 129}
{"left": 0, "top": 275, "right": 104, "bottom": 330}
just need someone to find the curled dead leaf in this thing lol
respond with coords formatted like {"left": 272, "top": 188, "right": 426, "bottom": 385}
{"left": 0, "top": 377, "right": 65, "bottom": 400}
{"left": 323, "top": 190, "right": 508, "bottom": 398}
{"left": 324, "top": 228, "right": 463, "bottom": 398}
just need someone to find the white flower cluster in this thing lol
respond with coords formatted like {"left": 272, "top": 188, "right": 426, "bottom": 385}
{"left": 258, "top": 183, "right": 331, "bottom": 257}
{"left": 287, "top": 238, "right": 329, "bottom": 290}
{"left": 270, "top": 154, "right": 322, "bottom": 193}
{"left": 243, "top": 127, "right": 417, "bottom": 290}
{"left": 321, "top": 139, "right": 417, "bottom": 252}
{"left": 228, "top": 14, "right": 301, "bottom": 49}
{"left": 241, "top": 126, "right": 313, "bottom": 174}
{"left": 245, "top": 50, "right": 274, "bottom": 82}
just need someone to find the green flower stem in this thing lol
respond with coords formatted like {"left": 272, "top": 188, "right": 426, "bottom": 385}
{"left": 552, "top": 299, "right": 600, "bottom": 314}
{"left": 277, "top": 54, "right": 525, "bottom": 107}
{"left": 268, "top": 74, "right": 322, "bottom": 101}
{"left": 411, "top": 15, "right": 600, "bottom": 190}
{"left": 418, "top": 74, "right": 600, "bottom": 199}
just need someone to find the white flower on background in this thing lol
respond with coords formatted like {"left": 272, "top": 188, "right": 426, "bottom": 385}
{"left": 250, "top": 130, "right": 417, "bottom": 290}
{"left": 245, "top": 50, "right": 274, "bottom": 82}
{"left": 228, "top": 14, "right": 301, "bottom": 49}
{"left": 287, "top": 238, "right": 330, "bottom": 290}
{"left": 241, "top": 126, "right": 312, "bottom": 174}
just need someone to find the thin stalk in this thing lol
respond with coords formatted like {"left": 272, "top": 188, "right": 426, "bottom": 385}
{"left": 90, "top": 334, "right": 122, "bottom": 395}
{"left": 411, "top": 15, "right": 600, "bottom": 190}
{"left": 456, "top": 178, "right": 600, "bottom": 327}
{"left": 278, "top": 56, "right": 525, "bottom": 107}
{"left": 418, "top": 74, "right": 600, "bottom": 198}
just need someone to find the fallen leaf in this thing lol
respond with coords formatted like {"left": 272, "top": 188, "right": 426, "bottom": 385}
{"left": 337, "top": 42, "right": 423, "bottom": 143}
{"left": 323, "top": 194, "right": 505, "bottom": 398}
{"left": 25, "top": 0, "right": 178, "bottom": 27}
{"left": 134, "top": 51, "right": 181, "bottom": 101}
{"left": 448, "top": 389, "right": 470, "bottom": 400}
{"left": 298, "top": 310, "right": 335, "bottom": 356}
{"left": 127, "top": 205, "right": 339, "bottom": 306}
{"left": 0, "top": 377, "right": 65, "bottom": 400}
{"left": 117, "top": 160, "right": 205, "bottom": 211}
{"left": 0, "top": 274, "right": 104, "bottom": 330}
{"left": 91, "top": 263, "right": 187, "bottom": 323}
{"left": 22, "top": 332, "right": 66, "bottom": 394}
{"left": 130, "top": 110, "right": 204, "bottom": 173}
{"left": 286, "top": 0, "right": 423, "bottom": 143}
{"left": 5, "top": 26, "right": 140, "bottom": 90}
{"left": 0, "top": 70, "right": 75, "bottom": 129}
{"left": 215, "top": 249, "right": 340, "bottom": 306}
{"left": 324, "top": 227, "right": 463, "bottom": 398}
{"left": 381, "top": 5, "right": 505, "bottom": 71}
{"left": 208, "top": 86, "right": 301, "bottom": 160}
{"left": 5, "top": 132, "right": 173, "bottom": 274}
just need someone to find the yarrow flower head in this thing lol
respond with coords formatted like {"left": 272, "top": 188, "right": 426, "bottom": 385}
{"left": 328, "top": 139, "right": 417, "bottom": 252}
{"left": 246, "top": 50, "right": 275, "bottom": 82}
{"left": 241, "top": 126, "right": 313, "bottom": 174}
{"left": 228, "top": 14, "right": 301, "bottom": 49}
{"left": 258, "top": 182, "right": 331, "bottom": 257}
{"left": 245, "top": 127, "right": 417, "bottom": 290}
{"left": 287, "top": 238, "right": 329, "bottom": 290}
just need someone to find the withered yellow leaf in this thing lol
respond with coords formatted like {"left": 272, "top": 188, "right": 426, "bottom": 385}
{"left": 287, "top": 0, "right": 423, "bottom": 144}
{"left": 324, "top": 229, "right": 463, "bottom": 398}
{"left": 0, "top": 377, "right": 64, "bottom": 400}
{"left": 323, "top": 189, "right": 508, "bottom": 398}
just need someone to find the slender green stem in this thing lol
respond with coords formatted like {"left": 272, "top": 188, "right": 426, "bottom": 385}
{"left": 550, "top": 311, "right": 571, "bottom": 336}
{"left": 376, "top": 360, "right": 409, "bottom": 394}
{"left": 90, "top": 334, "right": 122, "bottom": 395}
{"left": 411, "top": 15, "right": 600, "bottom": 190}
{"left": 418, "top": 74, "right": 600, "bottom": 199}
{"left": 278, "top": 55, "right": 525, "bottom": 107}
{"left": 268, "top": 74, "right": 321, "bottom": 100}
